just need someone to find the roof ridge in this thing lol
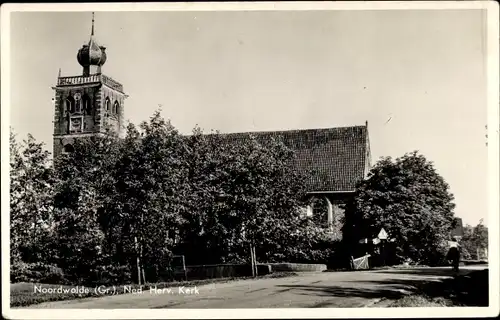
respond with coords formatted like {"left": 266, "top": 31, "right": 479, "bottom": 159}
{"left": 210, "top": 124, "right": 367, "bottom": 136}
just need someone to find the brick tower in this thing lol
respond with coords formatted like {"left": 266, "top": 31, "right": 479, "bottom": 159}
{"left": 52, "top": 12, "right": 126, "bottom": 158}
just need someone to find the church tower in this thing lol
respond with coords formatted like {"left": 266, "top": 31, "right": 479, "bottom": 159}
{"left": 52, "top": 13, "right": 127, "bottom": 158}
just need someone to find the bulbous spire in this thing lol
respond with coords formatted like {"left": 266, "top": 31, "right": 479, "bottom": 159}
{"left": 77, "top": 41, "right": 107, "bottom": 67}
{"left": 76, "top": 12, "right": 107, "bottom": 73}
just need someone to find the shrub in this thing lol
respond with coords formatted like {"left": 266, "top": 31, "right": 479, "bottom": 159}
{"left": 99, "top": 265, "right": 132, "bottom": 285}
{"left": 11, "top": 262, "right": 66, "bottom": 284}
{"left": 427, "top": 239, "right": 452, "bottom": 267}
{"left": 81, "top": 264, "right": 133, "bottom": 285}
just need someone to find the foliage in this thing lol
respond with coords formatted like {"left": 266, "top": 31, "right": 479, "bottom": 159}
{"left": 177, "top": 126, "right": 311, "bottom": 265}
{"left": 343, "top": 151, "right": 456, "bottom": 266}
{"left": 52, "top": 131, "right": 121, "bottom": 283}
{"left": 460, "top": 220, "right": 488, "bottom": 260}
{"left": 11, "top": 261, "right": 66, "bottom": 284}
{"left": 11, "top": 111, "right": 334, "bottom": 284}
{"left": 10, "top": 130, "right": 55, "bottom": 264}
{"left": 91, "top": 265, "right": 133, "bottom": 285}
{"left": 258, "top": 217, "right": 339, "bottom": 264}
{"left": 112, "top": 114, "right": 190, "bottom": 278}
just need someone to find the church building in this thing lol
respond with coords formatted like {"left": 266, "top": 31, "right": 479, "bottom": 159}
{"left": 52, "top": 14, "right": 372, "bottom": 232}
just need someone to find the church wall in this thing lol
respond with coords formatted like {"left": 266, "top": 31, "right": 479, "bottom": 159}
{"left": 53, "top": 86, "right": 103, "bottom": 135}
{"left": 101, "top": 84, "right": 125, "bottom": 135}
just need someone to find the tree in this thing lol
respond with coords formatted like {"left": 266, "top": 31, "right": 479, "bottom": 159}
{"left": 178, "top": 128, "right": 315, "bottom": 267}
{"left": 176, "top": 128, "right": 241, "bottom": 264}
{"left": 235, "top": 136, "right": 311, "bottom": 266}
{"left": 343, "top": 151, "right": 456, "bottom": 266}
{"left": 461, "top": 220, "right": 488, "bottom": 260}
{"left": 112, "top": 113, "right": 191, "bottom": 282}
{"left": 10, "top": 131, "right": 55, "bottom": 264}
{"left": 10, "top": 129, "right": 24, "bottom": 263}
{"left": 52, "top": 130, "right": 122, "bottom": 283}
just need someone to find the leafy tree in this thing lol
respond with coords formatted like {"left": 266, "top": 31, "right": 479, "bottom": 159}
{"left": 10, "top": 130, "right": 23, "bottom": 263}
{"left": 10, "top": 131, "right": 55, "bottom": 264}
{"left": 52, "top": 130, "right": 121, "bottom": 282}
{"left": 178, "top": 128, "right": 314, "bottom": 265}
{"left": 460, "top": 220, "right": 488, "bottom": 260}
{"left": 176, "top": 128, "right": 240, "bottom": 264}
{"left": 112, "top": 113, "right": 191, "bottom": 281}
{"left": 343, "top": 151, "right": 456, "bottom": 266}
{"left": 238, "top": 136, "right": 311, "bottom": 263}
{"left": 10, "top": 129, "right": 24, "bottom": 263}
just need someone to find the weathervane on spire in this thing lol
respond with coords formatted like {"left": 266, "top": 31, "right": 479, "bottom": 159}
{"left": 91, "top": 12, "right": 95, "bottom": 36}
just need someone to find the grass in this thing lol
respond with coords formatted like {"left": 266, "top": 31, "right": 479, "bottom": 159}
{"left": 462, "top": 259, "right": 488, "bottom": 265}
{"left": 389, "top": 295, "right": 456, "bottom": 307}
{"left": 11, "top": 271, "right": 298, "bottom": 307}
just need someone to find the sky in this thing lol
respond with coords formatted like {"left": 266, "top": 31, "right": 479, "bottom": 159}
{"left": 9, "top": 9, "right": 488, "bottom": 226}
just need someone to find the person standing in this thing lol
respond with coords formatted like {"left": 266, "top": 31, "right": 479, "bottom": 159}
{"left": 446, "top": 237, "right": 460, "bottom": 272}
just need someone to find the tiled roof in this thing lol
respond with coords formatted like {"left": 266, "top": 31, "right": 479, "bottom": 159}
{"left": 210, "top": 125, "right": 370, "bottom": 192}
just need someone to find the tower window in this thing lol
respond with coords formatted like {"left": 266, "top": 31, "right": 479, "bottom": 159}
{"left": 105, "top": 97, "right": 111, "bottom": 112}
{"left": 65, "top": 97, "right": 75, "bottom": 113}
{"left": 75, "top": 100, "right": 83, "bottom": 113}
{"left": 113, "top": 101, "right": 120, "bottom": 114}
{"left": 83, "top": 95, "right": 91, "bottom": 115}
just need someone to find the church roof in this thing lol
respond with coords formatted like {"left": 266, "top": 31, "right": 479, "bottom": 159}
{"left": 211, "top": 125, "right": 370, "bottom": 193}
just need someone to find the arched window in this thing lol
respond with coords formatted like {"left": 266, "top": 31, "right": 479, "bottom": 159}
{"left": 65, "top": 97, "right": 75, "bottom": 113}
{"left": 309, "top": 197, "right": 330, "bottom": 229}
{"left": 63, "top": 144, "right": 74, "bottom": 154}
{"left": 113, "top": 101, "right": 120, "bottom": 114}
{"left": 105, "top": 97, "right": 111, "bottom": 113}
{"left": 83, "top": 95, "right": 91, "bottom": 115}
{"left": 74, "top": 100, "right": 82, "bottom": 113}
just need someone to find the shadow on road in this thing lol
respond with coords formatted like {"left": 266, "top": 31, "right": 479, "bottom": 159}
{"left": 276, "top": 269, "right": 489, "bottom": 307}
{"left": 275, "top": 283, "right": 407, "bottom": 301}
{"left": 370, "top": 267, "right": 486, "bottom": 277}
